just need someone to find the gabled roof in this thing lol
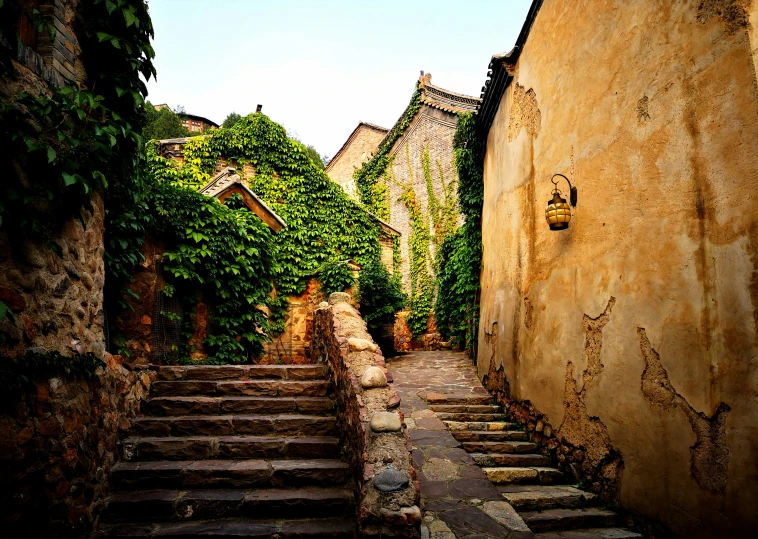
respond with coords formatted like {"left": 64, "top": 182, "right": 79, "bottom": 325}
{"left": 325, "top": 122, "right": 389, "bottom": 173}
{"left": 199, "top": 168, "right": 287, "bottom": 233}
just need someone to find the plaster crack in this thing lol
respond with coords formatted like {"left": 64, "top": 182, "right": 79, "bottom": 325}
{"left": 638, "top": 327, "right": 731, "bottom": 493}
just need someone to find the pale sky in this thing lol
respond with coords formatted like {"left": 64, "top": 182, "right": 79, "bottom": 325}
{"left": 145, "top": 0, "right": 532, "bottom": 159}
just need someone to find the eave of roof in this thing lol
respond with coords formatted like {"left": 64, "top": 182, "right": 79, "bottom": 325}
{"left": 180, "top": 113, "right": 220, "bottom": 128}
{"left": 421, "top": 83, "right": 480, "bottom": 114}
{"left": 475, "top": 0, "right": 544, "bottom": 139}
{"left": 325, "top": 122, "right": 389, "bottom": 173}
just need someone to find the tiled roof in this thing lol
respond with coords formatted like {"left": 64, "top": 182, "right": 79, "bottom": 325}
{"left": 420, "top": 83, "right": 480, "bottom": 114}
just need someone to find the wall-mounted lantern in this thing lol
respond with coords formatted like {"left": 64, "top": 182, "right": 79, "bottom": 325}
{"left": 545, "top": 173, "right": 577, "bottom": 231}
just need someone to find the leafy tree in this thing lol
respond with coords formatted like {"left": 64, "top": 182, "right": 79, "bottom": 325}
{"left": 142, "top": 102, "right": 188, "bottom": 140}
{"left": 222, "top": 112, "right": 242, "bottom": 129}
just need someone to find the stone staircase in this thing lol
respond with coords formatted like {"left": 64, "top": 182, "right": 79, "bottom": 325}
{"left": 428, "top": 395, "right": 641, "bottom": 538}
{"left": 97, "top": 364, "right": 355, "bottom": 538}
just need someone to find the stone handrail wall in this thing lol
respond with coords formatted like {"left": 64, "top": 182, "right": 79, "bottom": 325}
{"left": 312, "top": 293, "right": 420, "bottom": 538}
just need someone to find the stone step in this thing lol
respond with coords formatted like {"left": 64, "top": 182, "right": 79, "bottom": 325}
{"left": 461, "top": 440, "right": 538, "bottom": 454}
{"left": 425, "top": 393, "right": 495, "bottom": 405}
{"left": 150, "top": 380, "right": 328, "bottom": 398}
{"left": 99, "top": 517, "right": 355, "bottom": 538}
{"left": 142, "top": 396, "right": 334, "bottom": 417}
{"left": 112, "top": 459, "right": 350, "bottom": 489}
{"left": 483, "top": 466, "right": 565, "bottom": 485}
{"left": 445, "top": 420, "right": 520, "bottom": 431}
{"left": 472, "top": 453, "right": 552, "bottom": 467}
{"left": 497, "top": 485, "right": 598, "bottom": 511}
{"left": 141, "top": 364, "right": 328, "bottom": 382}
{"left": 428, "top": 404, "right": 503, "bottom": 414}
{"left": 534, "top": 528, "right": 642, "bottom": 538}
{"left": 105, "top": 487, "right": 353, "bottom": 522}
{"left": 131, "top": 415, "right": 337, "bottom": 437}
{"left": 121, "top": 436, "right": 339, "bottom": 461}
{"left": 521, "top": 508, "right": 619, "bottom": 532}
{"left": 435, "top": 412, "right": 508, "bottom": 422}
{"left": 450, "top": 430, "right": 528, "bottom": 442}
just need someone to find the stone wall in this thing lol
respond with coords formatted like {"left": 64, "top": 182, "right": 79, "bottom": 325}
{"left": 0, "top": 353, "right": 154, "bottom": 538}
{"left": 0, "top": 192, "right": 106, "bottom": 360}
{"left": 312, "top": 293, "right": 420, "bottom": 537}
{"left": 263, "top": 278, "right": 326, "bottom": 364}
{"left": 477, "top": 1, "right": 758, "bottom": 536}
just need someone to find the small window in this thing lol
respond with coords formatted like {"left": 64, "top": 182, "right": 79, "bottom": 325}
{"left": 17, "top": 0, "right": 40, "bottom": 50}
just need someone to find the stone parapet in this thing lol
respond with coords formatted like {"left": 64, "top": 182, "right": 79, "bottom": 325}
{"left": 312, "top": 293, "right": 420, "bottom": 537}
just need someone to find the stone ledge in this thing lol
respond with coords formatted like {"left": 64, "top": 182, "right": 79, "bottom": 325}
{"left": 312, "top": 294, "right": 420, "bottom": 538}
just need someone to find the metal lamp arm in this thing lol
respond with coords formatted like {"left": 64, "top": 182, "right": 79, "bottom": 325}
{"left": 551, "top": 173, "right": 578, "bottom": 207}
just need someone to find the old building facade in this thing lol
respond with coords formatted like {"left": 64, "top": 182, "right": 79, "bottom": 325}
{"left": 475, "top": 0, "right": 758, "bottom": 536}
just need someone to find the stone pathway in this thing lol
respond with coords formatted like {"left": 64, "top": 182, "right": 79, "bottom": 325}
{"left": 389, "top": 351, "right": 533, "bottom": 539}
{"left": 390, "top": 351, "right": 642, "bottom": 539}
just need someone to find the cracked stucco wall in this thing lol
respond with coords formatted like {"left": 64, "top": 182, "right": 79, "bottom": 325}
{"left": 477, "top": 0, "right": 758, "bottom": 537}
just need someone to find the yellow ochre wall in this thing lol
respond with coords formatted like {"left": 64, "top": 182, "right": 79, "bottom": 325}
{"left": 478, "top": 1, "right": 758, "bottom": 536}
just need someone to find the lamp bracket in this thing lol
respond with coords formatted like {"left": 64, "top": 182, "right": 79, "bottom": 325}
{"left": 551, "top": 173, "right": 577, "bottom": 207}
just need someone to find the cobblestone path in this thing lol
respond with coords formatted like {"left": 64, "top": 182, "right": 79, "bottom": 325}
{"left": 389, "top": 351, "right": 534, "bottom": 539}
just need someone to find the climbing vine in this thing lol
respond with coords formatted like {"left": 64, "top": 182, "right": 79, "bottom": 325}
{"left": 434, "top": 112, "right": 484, "bottom": 351}
{"left": 393, "top": 145, "right": 459, "bottom": 338}
{"left": 354, "top": 86, "right": 422, "bottom": 219}
{"left": 136, "top": 153, "right": 275, "bottom": 363}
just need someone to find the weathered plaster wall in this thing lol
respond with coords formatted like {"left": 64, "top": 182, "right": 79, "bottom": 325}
{"left": 327, "top": 124, "right": 388, "bottom": 199}
{"left": 478, "top": 0, "right": 758, "bottom": 536}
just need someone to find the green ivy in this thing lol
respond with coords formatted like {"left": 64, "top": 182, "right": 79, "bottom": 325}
{"left": 434, "top": 112, "right": 483, "bottom": 350}
{"left": 144, "top": 148, "right": 275, "bottom": 362}
{"left": 317, "top": 259, "right": 356, "bottom": 297}
{"left": 354, "top": 86, "right": 422, "bottom": 219}
{"left": 357, "top": 253, "right": 406, "bottom": 335}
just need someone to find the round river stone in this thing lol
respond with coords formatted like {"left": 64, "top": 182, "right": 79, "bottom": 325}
{"left": 374, "top": 467, "right": 409, "bottom": 492}
{"left": 371, "top": 411, "right": 402, "bottom": 432}
{"left": 361, "top": 366, "right": 387, "bottom": 389}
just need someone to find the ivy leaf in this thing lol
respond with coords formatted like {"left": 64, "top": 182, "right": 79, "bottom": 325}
{"left": 62, "top": 172, "right": 77, "bottom": 186}
{"left": 47, "top": 147, "right": 56, "bottom": 163}
{"left": 123, "top": 7, "right": 138, "bottom": 27}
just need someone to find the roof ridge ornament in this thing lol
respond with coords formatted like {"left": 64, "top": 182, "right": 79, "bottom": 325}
{"left": 418, "top": 70, "right": 432, "bottom": 89}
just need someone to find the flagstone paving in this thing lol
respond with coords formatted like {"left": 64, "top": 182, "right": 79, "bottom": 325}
{"left": 389, "top": 351, "right": 534, "bottom": 539}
